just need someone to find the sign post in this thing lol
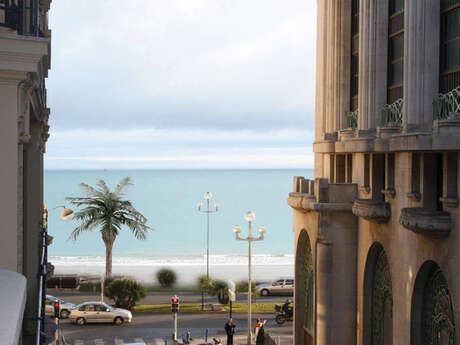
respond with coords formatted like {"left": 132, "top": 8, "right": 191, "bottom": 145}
{"left": 171, "top": 295, "right": 180, "bottom": 341}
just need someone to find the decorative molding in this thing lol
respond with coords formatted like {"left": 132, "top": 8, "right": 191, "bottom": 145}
{"left": 288, "top": 193, "right": 353, "bottom": 213}
{"left": 440, "top": 197, "right": 459, "bottom": 208}
{"left": 382, "top": 189, "right": 396, "bottom": 198}
{"left": 399, "top": 207, "right": 452, "bottom": 237}
{"left": 407, "top": 192, "right": 421, "bottom": 201}
{"left": 352, "top": 198, "right": 391, "bottom": 223}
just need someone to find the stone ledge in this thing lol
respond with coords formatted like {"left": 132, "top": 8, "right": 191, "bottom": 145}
{"left": 288, "top": 193, "right": 353, "bottom": 213}
{"left": 352, "top": 199, "right": 391, "bottom": 223}
{"left": 399, "top": 207, "right": 452, "bottom": 237}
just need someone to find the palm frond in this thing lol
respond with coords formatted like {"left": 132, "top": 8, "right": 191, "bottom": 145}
{"left": 114, "top": 176, "right": 133, "bottom": 196}
{"left": 96, "top": 180, "right": 110, "bottom": 195}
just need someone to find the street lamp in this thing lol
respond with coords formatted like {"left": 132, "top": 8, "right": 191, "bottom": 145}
{"left": 233, "top": 211, "right": 266, "bottom": 345}
{"left": 197, "top": 192, "right": 219, "bottom": 278}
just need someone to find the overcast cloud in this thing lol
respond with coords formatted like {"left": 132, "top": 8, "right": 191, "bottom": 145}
{"left": 46, "top": 0, "right": 317, "bottom": 169}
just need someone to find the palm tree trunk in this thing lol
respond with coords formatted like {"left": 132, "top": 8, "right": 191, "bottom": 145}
{"left": 103, "top": 231, "right": 115, "bottom": 278}
{"left": 105, "top": 241, "right": 113, "bottom": 278}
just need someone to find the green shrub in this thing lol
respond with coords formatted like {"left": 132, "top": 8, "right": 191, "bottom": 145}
{"left": 198, "top": 275, "right": 215, "bottom": 294}
{"left": 213, "top": 280, "right": 229, "bottom": 305}
{"left": 156, "top": 269, "right": 177, "bottom": 288}
{"left": 236, "top": 281, "right": 256, "bottom": 293}
{"left": 104, "top": 278, "right": 146, "bottom": 310}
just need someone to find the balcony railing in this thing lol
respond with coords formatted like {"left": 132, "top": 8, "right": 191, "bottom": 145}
{"left": 433, "top": 86, "right": 460, "bottom": 120}
{"left": 0, "top": 0, "right": 41, "bottom": 36}
{"left": 347, "top": 109, "right": 358, "bottom": 129}
{"left": 382, "top": 98, "right": 403, "bottom": 126}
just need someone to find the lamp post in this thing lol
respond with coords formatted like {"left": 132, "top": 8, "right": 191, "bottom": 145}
{"left": 197, "top": 192, "right": 219, "bottom": 311}
{"left": 197, "top": 192, "right": 219, "bottom": 278}
{"left": 233, "top": 211, "right": 266, "bottom": 345}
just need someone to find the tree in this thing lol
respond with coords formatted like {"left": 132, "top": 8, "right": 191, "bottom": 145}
{"left": 156, "top": 268, "right": 177, "bottom": 288}
{"left": 67, "top": 177, "right": 150, "bottom": 278}
{"left": 212, "top": 280, "right": 230, "bottom": 305}
{"left": 104, "top": 278, "right": 146, "bottom": 310}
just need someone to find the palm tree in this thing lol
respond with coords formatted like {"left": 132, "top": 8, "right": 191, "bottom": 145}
{"left": 66, "top": 177, "right": 150, "bottom": 278}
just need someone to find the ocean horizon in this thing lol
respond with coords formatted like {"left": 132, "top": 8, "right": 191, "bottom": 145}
{"left": 45, "top": 169, "right": 313, "bottom": 283}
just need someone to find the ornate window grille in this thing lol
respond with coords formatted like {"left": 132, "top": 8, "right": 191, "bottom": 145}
{"left": 440, "top": 0, "right": 460, "bottom": 93}
{"left": 295, "top": 231, "right": 313, "bottom": 344}
{"left": 347, "top": 109, "right": 359, "bottom": 129}
{"left": 382, "top": 98, "right": 403, "bottom": 126}
{"left": 387, "top": 0, "right": 404, "bottom": 104}
{"left": 372, "top": 249, "right": 393, "bottom": 345}
{"left": 422, "top": 268, "right": 455, "bottom": 345}
{"left": 434, "top": 86, "right": 460, "bottom": 120}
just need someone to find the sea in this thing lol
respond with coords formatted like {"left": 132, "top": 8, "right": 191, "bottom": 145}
{"left": 45, "top": 169, "right": 313, "bottom": 285}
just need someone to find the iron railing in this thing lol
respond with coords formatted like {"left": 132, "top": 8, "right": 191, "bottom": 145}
{"left": 382, "top": 98, "right": 404, "bottom": 126}
{"left": 347, "top": 109, "right": 359, "bottom": 129}
{"left": 0, "top": 0, "right": 41, "bottom": 36}
{"left": 433, "top": 86, "right": 460, "bottom": 120}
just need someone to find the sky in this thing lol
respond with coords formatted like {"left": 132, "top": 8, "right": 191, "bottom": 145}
{"left": 45, "top": 0, "right": 317, "bottom": 170}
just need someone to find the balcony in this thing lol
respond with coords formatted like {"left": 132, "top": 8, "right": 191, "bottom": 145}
{"left": 399, "top": 207, "right": 452, "bottom": 237}
{"left": 0, "top": 269, "right": 26, "bottom": 345}
{"left": 0, "top": 0, "right": 43, "bottom": 37}
{"left": 352, "top": 198, "right": 391, "bottom": 223}
{"left": 346, "top": 109, "right": 358, "bottom": 130}
{"left": 434, "top": 86, "right": 460, "bottom": 121}
{"left": 381, "top": 98, "right": 403, "bottom": 127}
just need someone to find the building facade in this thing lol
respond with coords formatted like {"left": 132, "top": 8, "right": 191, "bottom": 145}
{"left": 289, "top": 0, "right": 459, "bottom": 344}
{"left": 0, "top": 0, "right": 52, "bottom": 344}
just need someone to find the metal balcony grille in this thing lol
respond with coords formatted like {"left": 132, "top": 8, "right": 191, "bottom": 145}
{"left": 382, "top": 98, "right": 403, "bottom": 126}
{"left": 347, "top": 109, "right": 359, "bottom": 129}
{"left": 433, "top": 86, "right": 460, "bottom": 120}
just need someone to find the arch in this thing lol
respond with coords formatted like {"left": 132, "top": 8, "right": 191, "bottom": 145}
{"left": 295, "top": 230, "right": 314, "bottom": 345}
{"left": 411, "top": 261, "right": 456, "bottom": 345}
{"left": 363, "top": 242, "right": 393, "bottom": 345}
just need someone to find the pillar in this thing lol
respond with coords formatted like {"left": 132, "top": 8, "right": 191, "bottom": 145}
{"left": 316, "top": 239, "right": 333, "bottom": 345}
{"left": 404, "top": 0, "right": 440, "bottom": 130}
{"left": 315, "top": 0, "right": 328, "bottom": 140}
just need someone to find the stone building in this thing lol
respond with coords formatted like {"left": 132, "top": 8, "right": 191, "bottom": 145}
{"left": 289, "top": 0, "right": 459, "bottom": 344}
{"left": 0, "top": 1, "right": 52, "bottom": 344}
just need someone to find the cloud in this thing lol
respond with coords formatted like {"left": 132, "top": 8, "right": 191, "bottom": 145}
{"left": 46, "top": 0, "right": 317, "bottom": 168}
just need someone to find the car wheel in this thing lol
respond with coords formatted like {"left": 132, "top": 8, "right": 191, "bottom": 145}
{"left": 114, "top": 317, "right": 124, "bottom": 326}
{"left": 76, "top": 317, "right": 86, "bottom": 326}
{"left": 261, "top": 289, "right": 269, "bottom": 296}
{"left": 60, "top": 310, "right": 70, "bottom": 319}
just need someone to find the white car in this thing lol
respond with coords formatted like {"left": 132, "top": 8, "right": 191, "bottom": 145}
{"left": 45, "top": 295, "right": 76, "bottom": 319}
{"left": 70, "top": 302, "right": 132, "bottom": 326}
{"left": 256, "top": 278, "right": 294, "bottom": 296}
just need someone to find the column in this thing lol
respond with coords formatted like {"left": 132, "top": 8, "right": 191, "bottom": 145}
{"left": 338, "top": 0, "right": 352, "bottom": 130}
{"left": 315, "top": 0, "right": 328, "bottom": 140}
{"left": 22, "top": 115, "right": 44, "bottom": 335}
{"left": 0, "top": 73, "right": 22, "bottom": 272}
{"left": 316, "top": 239, "right": 332, "bottom": 345}
{"left": 404, "top": 0, "right": 440, "bottom": 130}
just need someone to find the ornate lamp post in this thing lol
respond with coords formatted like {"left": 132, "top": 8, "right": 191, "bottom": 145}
{"left": 233, "top": 211, "right": 266, "bottom": 345}
{"left": 197, "top": 192, "right": 219, "bottom": 310}
{"left": 197, "top": 192, "right": 219, "bottom": 278}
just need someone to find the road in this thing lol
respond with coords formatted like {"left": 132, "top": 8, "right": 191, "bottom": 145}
{"left": 57, "top": 312, "right": 293, "bottom": 345}
{"left": 51, "top": 291, "right": 292, "bottom": 306}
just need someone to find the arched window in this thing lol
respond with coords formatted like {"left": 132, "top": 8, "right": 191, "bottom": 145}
{"left": 295, "top": 230, "right": 313, "bottom": 345}
{"left": 364, "top": 243, "right": 393, "bottom": 345}
{"left": 411, "top": 261, "right": 455, "bottom": 345}
{"left": 350, "top": 0, "right": 359, "bottom": 112}
{"left": 387, "top": 0, "right": 404, "bottom": 103}
{"left": 440, "top": 0, "right": 460, "bottom": 92}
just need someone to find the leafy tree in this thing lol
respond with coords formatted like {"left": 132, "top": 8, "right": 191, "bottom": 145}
{"left": 156, "top": 268, "right": 177, "bottom": 288}
{"left": 198, "top": 275, "right": 215, "bottom": 294}
{"left": 104, "top": 278, "right": 146, "bottom": 310}
{"left": 67, "top": 177, "right": 150, "bottom": 277}
{"left": 212, "top": 280, "right": 230, "bottom": 305}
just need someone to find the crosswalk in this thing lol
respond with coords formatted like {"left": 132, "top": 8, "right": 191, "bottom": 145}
{"left": 68, "top": 335, "right": 293, "bottom": 345}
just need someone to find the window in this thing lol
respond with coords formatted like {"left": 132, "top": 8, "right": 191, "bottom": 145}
{"left": 285, "top": 279, "right": 294, "bottom": 286}
{"left": 445, "top": 152, "right": 458, "bottom": 200}
{"left": 351, "top": 0, "right": 359, "bottom": 111}
{"left": 274, "top": 280, "right": 284, "bottom": 286}
{"left": 336, "top": 155, "right": 346, "bottom": 183}
{"left": 347, "top": 154, "right": 353, "bottom": 183}
{"left": 84, "top": 304, "right": 95, "bottom": 312}
{"left": 372, "top": 154, "right": 386, "bottom": 202}
{"left": 386, "top": 153, "right": 395, "bottom": 194}
{"left": 410, "top": 153, "right": 421, "bottom": 200}
{"left": 422, "top": 153, "right": 444, "bottom": 211}
{"left": 364, "top": 154, "right": 370, "bottom": 190}
{"left": 95, "top": 304, "right": 108, "bottom": 312}
{"left": 388, "top": 0, "right": 404, "bottom": 103}
{"left": 440, "top": 0, "right": 460, "bottom": 92}
{"left": 330, "top": 154, "right": 335, "bottom": 183}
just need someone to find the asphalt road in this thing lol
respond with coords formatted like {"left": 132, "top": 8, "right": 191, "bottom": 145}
{"left": 51, "top": 291, "right": 292, "bottom": 306}
{"left": 57, "top": 312, "right": 293, "bottom": 345}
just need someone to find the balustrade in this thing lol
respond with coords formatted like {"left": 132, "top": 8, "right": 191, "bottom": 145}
{"left": 433, "top": 86, "right": 460, "bottom": 120}
{"left": 381, "top": 98, "right": 403, "bottom": 126}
